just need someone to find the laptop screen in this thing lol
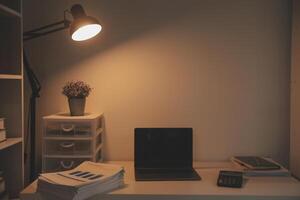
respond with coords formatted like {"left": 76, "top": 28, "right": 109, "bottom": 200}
{"left": 134, "top": 128, "right": 193, "bottom": 169}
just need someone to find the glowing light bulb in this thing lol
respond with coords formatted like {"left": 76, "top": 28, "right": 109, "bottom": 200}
{"left": 71, "top": 24, "right": 102, "bottom": 41}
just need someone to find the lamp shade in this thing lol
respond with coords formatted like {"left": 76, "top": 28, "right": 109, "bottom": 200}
{"left": 69, "top": 4, "right": 102, "bottom": 41}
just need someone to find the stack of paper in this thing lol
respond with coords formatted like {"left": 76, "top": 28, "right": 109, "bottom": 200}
{"left": 0, "top": 118, "right": 6, "bottom": 143}
{"left": 0, "top": 118, "right": 4, "bottom": 130}
{"left": 0, "top": 171, "right": 8, "bottom": 200}
{"left": 37, "top": 162, "right": 125, "bottom": 200}
{"left": 231, "top": 157, "right": 291, "bottom": 177}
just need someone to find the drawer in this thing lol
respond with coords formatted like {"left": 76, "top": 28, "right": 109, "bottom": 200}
{"left": 45, "top": 121, "right": 92, "bottom": 137}
{"left": 44, "top": 140, "right": 91, "bottom": 155}
{"left": 43, "top": 158, "right": 88, "bottom": 173}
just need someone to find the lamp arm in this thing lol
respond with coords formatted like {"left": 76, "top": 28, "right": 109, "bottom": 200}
{"left": 23, "top": 51, "right": 41, "bottom": 97}
{"left": 23, "top": 50, "right": 41, "bottom": 181}
{"left": 23, "top": 19, "right": 71, "bottom": 41}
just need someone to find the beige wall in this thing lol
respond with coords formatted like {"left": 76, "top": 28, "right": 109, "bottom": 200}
{"left": 24, "top": 0, "right": 292, "bottom": 170}
{"left": 291, "top": 0, "right": 300, "bottom": 178}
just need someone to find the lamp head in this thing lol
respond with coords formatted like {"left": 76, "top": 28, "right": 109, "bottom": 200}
{"left": 69, "top": 4, "right": 102, "bottom": 41}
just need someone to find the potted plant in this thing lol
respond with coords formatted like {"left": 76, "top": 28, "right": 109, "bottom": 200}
{"left": 62, "top": 81, "right": 92, "bottom": 116}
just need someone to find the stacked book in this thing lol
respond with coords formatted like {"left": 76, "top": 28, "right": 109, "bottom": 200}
{"left": 0, "top": 171, "right": 8, "bottom": 200}
{"left": 0, "top": 118, "right": 6, "bottom": 143}
{"left": 231, "top": 156, "right": 290, "bottom": 177}
{"left": 37, "top": 161, "right": 125, "bottom": 200}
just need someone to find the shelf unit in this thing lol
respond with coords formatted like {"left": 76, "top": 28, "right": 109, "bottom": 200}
{"left": 291, "top": 0, "right": 300, "bottom": 179}
{"left": 0, "top": 74, "right": 22, "bottom": 80}
{"left": 0, "top": 4, "right": 21, "bottom": 17}
{"left": 0, "top": 138, "right": 22, "bottom": 150}
{"left": 42, "top": 113, "right": 103, "bottom": 173}
{"left": 0, "top": 0, "right": 24, "bottom": 198}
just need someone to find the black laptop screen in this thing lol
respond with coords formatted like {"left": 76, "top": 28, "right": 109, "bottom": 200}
{"left": 134, "top": 128, "right": 193, "bottom": 169}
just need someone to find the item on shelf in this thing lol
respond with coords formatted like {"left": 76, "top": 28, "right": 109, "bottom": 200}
{"left": 62, "top": 81, "right": 92, "bottom": 116}
{"left": 37, "top": 161, "right": 124, "bottom": 200}
{"left": 0, "top": 129, "right": 6, "bottom": 143}
{"left": 0, "top": 172, "right": 8, "bottom": 200}
{"left": 231, "top": 157, "right": 291, "bottom": 177}
{"left": 0, "top": 118, "right": 4, "bottom": 130}
{"left": 0, "top": 192, "right": 8, "bottom": 200}
{"left": 0, "top": 172, "right": 5, "bottom": 194}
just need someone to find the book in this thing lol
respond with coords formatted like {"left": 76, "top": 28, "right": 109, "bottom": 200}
{"left": 37, "top": 161, "right": 125, "bottom": 200}
{"left": 0, "top": 192, "right": 8, "bottom": 200}
{"left": 0, "top": 119, "right": 4, "bottom": 130}
{"left": 232, "top": 156, "right": 281, "bottom": 170}
{"left": 0, "top": 172, "right": 7, "bottom": 200}
{"left": 231, "top": 157, "right": 291, "bottom": 177}
{"left": 0, "top": 130, "right": 6, "bottom": 143}
{"left": 0, "top": 176, "right": 5, "bottom": 194}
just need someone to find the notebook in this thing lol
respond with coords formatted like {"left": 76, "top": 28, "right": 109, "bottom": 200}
{"left": 134, "top": 128, "right": 201, "bottom": 181}
{"left": 232, "top": 156, "right": 281, "bottom": 170}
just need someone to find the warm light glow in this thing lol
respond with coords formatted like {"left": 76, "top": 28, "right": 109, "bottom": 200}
{"left": 71, "top": 24, "right": 102, "bottom": 41}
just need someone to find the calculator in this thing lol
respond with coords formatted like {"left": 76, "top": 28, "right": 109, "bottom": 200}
{"left": 217, "top": 170, "right": 243, "bottom": 188}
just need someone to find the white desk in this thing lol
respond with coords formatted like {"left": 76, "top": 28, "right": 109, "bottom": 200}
{"left": 21, "top": 161, "right": 300, "bottom": 200}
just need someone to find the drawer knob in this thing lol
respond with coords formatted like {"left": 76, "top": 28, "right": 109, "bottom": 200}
{"left": 60, "top": 142, "right": 75, "bottom": 148}
{"left": 60, "top": 160, "right": 75, "bottom": 169}
{"left": 61, "top": 124, "right": 75, "bottom": 132}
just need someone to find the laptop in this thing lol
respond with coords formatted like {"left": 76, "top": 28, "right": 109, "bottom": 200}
{"left": 134, "top": 128, "right": 201, "bottom": 181}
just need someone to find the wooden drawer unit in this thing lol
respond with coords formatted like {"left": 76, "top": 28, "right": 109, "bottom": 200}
{"left": 42, "top": 113, "right": 103, "bottom": 172}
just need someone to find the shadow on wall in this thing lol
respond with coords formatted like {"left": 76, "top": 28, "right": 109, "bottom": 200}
{"left": 31, "top": 0, "right": 202, "bottom": 77}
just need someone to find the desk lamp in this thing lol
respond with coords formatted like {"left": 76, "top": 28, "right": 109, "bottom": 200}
{"left": 23, "top": 4, "right": 102, "bottom": 182}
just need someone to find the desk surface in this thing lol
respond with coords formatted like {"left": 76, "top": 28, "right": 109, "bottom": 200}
{"left": 21, "top": 161, "right": 300, "bottom": 200}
